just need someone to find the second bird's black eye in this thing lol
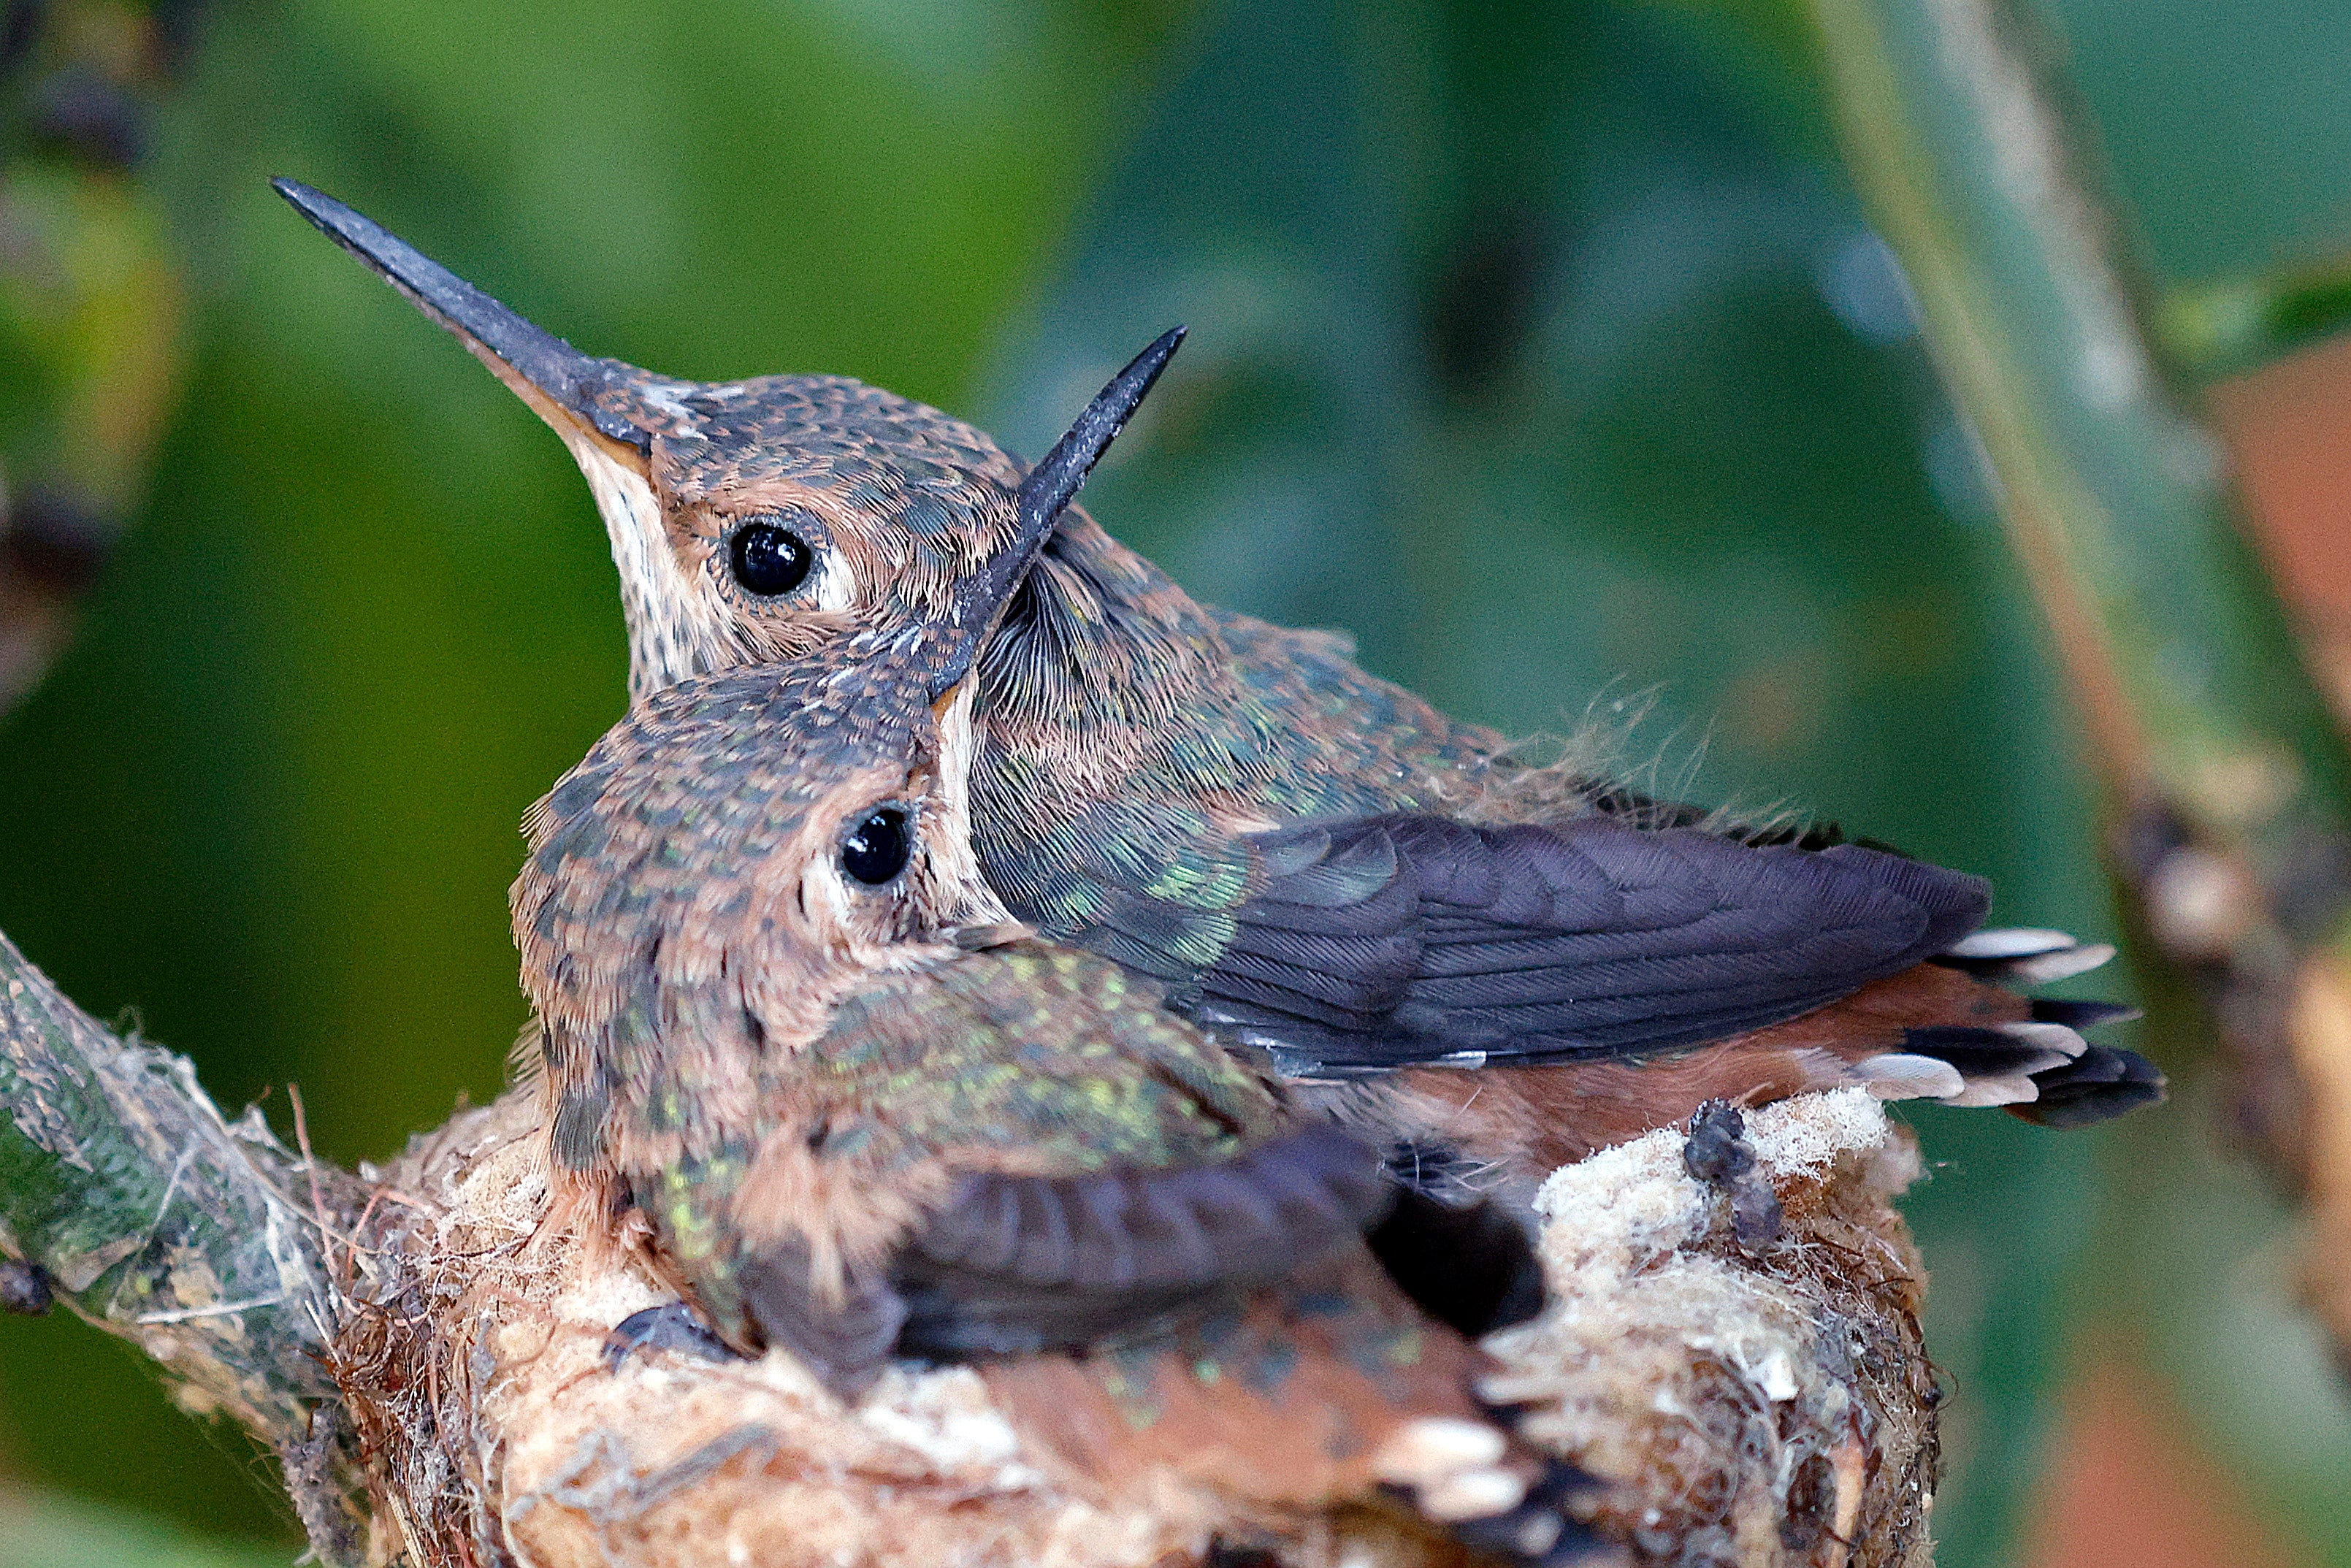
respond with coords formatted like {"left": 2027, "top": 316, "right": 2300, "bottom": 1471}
{"left": 729, "top": 520, "right": 813, "bottom": 596}
{"left": 841, "top": 806, "right": 912, "bottom": 886}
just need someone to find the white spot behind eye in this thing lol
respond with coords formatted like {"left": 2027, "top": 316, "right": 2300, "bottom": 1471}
{"left": 814, "top": 546, "right": 855, "bottom": 612}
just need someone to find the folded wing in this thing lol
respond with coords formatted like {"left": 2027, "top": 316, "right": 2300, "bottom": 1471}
{"left": 1193, "top": 814, "right": 1992, "bottom": 1074}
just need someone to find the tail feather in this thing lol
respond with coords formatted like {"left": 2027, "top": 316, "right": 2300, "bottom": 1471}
{"left": 1933, "top": 927, "right": 2116, "bottom": 984}
{"left": 1939, "top": 927, "right": 2076, "bottom": 960}
{"left": 1440, "top": 1450, "right": 1613, "bottom": 1567}
{"left": 2009, "top": 1044, "right": 2167, "bottom": 1128}
{"left": 1899, "top": 929, "right": 2165, "bottom": 1123}
{"left": 2030, "top": 996, "right": 2143, "bottom": 1029}
{"left": 1899, "top": 1022, "right": 2083, "bottom": 1106}
{"left": 982, "top": 1251, "right": 1621, "bottom": 1564}
{"left": 1849, "top": 1052, "right": 1965, "bottom": 1100}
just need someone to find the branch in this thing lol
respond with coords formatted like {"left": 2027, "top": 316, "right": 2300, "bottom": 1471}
{"left": 1805, "top": 0, "right": 2351, "bottom": 1352}
{"left": 0, "top": 930, "right": 368, "bottom": 1560}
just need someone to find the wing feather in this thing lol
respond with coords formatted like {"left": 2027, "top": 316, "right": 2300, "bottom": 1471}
{"left": 1197, "top": 813, "right": 1989, "bottom": 1072}
{"left": 895, "top": 1123, "right": 1393, "bottom": 1358}
{"left": 784, "top": 945, "right": 1397, "bottom": 1361}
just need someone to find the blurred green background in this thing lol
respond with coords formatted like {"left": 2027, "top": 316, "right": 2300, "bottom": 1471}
{"left": 1, "top": 0, "right": 2348, "bottom": 1563}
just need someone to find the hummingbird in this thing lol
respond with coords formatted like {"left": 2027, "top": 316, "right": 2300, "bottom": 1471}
{"left": 507, "top": 383, "right": 1608, "bottom": 1564}
{"left": 280, "top": 180, "right": 2162, "bottom": 1216}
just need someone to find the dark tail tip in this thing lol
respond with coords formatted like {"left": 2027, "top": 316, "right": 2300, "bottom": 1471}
{"left": 2029, "top": 996, "right": 2144, "bottom": 1029}
{"left": 2008, "top": 1044, "right": 2168, "bottom": 1128}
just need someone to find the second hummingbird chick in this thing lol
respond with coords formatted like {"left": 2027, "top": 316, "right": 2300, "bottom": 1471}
{"left": 511, "top": 638, "right": 1611, "bottom": 1565}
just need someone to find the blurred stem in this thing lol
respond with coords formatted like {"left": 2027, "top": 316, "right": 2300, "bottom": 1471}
{"left": 0, "top": 4, "right": 198, "bottom": 714}
{"left": 0, "top": 929, "right": 365, "bottom": 1561}
{"left": 1804, "top": 0, "right": 2351, "bottom": 1355}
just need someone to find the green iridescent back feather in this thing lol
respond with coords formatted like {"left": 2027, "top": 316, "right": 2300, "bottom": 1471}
{"left": 808, "top": 943, "right": 1280, "bottom": 1174}
{"left": 627, "top": 943, "right": 1292, "bottom": 1331}
{"left": 972, "top": 519, "right": 1499, "bottom": 985}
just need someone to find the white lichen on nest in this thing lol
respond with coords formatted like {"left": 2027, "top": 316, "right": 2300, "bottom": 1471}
{"left": 1485, "top": 1091, "right": 1934, "bottom": 1568}
{"left": 336, "top": 1089, "right": 1935, "bottom": 1568}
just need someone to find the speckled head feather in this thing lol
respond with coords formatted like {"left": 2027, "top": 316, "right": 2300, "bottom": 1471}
{"left": 508, "top": 637, "right": 1345, "bottom": 1376}
{"left": 274, "top": 178, "right": 1178, "bottom": 703}
{"left": 506, "top": 327, "right": 1194, "bottom": 1178}
{"left": 514, "top": 636, "right": 979, "bottom": 1160}
{"left": 506, "top": 329, "right": 1198, "bottom": 1223}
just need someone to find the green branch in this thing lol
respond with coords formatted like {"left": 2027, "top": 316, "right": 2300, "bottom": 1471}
{"left": 1805, "top": 0, "right": 2351, "bottom": 1312}
{"left": 0, "top": 929, "right": 367, "bottom": 1561}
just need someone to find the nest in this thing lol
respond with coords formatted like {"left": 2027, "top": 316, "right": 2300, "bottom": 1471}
{"left": 330, "top": 1089, "right": 1935, "bottom": 1568}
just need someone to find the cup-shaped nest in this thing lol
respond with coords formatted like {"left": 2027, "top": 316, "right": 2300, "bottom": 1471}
{"left": 332, "top": 1089, "right": 1933, "bottom": 1568}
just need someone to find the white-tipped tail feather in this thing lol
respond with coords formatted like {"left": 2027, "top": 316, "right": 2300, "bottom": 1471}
{"left": 1933, "top": 927, "right": 2117, "bottom": 985}
{"left": 1849, "top": 1052, "right": 1966, "bottom": 1101}
{"left": 1941, "top": 928, "right": 2077, "bottom": 960}
{"left": 1875, "top": 929, "right": 2168, "bottom": 1125}
{"left": 1992, "top": 1020, "right": 2091, "bottom": 1066}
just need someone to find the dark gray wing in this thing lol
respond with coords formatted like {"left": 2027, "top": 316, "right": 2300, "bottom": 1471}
{"left": 891, "top": 1123, "right": 1393, "bottom": 1360}
{"left": 1192, "top": 814, "right": 1990, "bottom": 1075}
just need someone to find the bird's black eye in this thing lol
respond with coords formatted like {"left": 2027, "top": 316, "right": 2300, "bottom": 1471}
{"left": 729, "top": 519, "right": 813, "bottom": 596}
{"left": 841, "top": 806, "right": 912, "bottom": 886}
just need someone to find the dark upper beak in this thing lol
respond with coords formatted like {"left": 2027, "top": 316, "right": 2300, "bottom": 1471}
{"left": 926, "top": 326, "right": 1185, "bottom": 700}
{"left": 272, "top": 177, "right": 657, "bottom": 457}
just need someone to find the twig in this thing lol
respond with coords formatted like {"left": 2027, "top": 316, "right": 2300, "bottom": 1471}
{"left": 0, "top": 929, "right": 370, "bottom": 1561}
{"left": 288, "top": 1081, "right": 341, "bottom": 1280}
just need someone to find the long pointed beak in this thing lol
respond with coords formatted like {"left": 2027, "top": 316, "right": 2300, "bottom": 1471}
{"left": 925, "top": 326, "right": 1185, "bottom": 700}
{"left": 272, "top": 177, "right": 654, "bottom": 456}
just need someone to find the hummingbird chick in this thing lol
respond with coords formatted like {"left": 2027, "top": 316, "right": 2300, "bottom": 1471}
{"left": 509, "top": 554, "right": 1612, "bottom": 1560}
{"left": 283, "top": 180, "right": 2162, "bottom": 1218}
{"left": 274, "top": 176, "right": 1130, "bottom": 704}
